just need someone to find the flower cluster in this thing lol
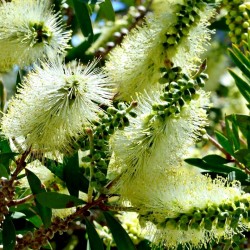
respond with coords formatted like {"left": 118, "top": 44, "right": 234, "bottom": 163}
{"left": 1, "top": 59, "right": 113, "bottom": 154}
{"left": 104, "top": 0, "right": 215, "bottom": 100}
{"left": 0, "top": 0, "right": 71, "bottom": 71}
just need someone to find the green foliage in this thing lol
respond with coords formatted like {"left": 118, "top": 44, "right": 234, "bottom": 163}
{"left": 85, "top": 218, "right": 105, "bottom": 250}
{"left": 35, "top": 192, "right": 85, "bottom": 209}
{"left": 1, "top": 0, "right": 250, "bottom": 250}
{"left": 2, "top": 215, "right": 16, "bottom": 250}
{"left": 104, "top": 212, "right": 136, "bottom": 250}
{"left": 228, "top": 45, "right": 250, "bottom": 108}
{"left": 72, "top": 0, "right": 93, "bottom": 42}
{"left": 26, "top": 169, "right": 52, "bottom": 228}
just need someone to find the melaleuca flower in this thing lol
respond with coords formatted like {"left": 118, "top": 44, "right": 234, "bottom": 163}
{"left": 108, "top": 89, "right": 209, "bottom": 199}
{"left": 104, "top": 0, "right": 216, "bottom": 101}
{"left": 131, "top": 167, "right": 249, "bottom": 250}
{"left": 0, "top": 0, "right": 71, "bottom": 71}
{"left": 1, "top": 58, "right": 113, "bottom": 154}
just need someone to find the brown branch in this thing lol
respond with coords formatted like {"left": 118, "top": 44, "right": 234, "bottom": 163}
{"left": 208, "top": 134, "right": 231, "bottom": 158}
{"left": 15, "top": 195, "right": 108, "bottom": 249}
{"left": 95, "top": 1, "right": 153, "bottom": 60}
{"left": 10, "top": 149, "right": 30, "bottom": 184}
{"left": 8, "top": 194, "right": 34, "bottom": 207}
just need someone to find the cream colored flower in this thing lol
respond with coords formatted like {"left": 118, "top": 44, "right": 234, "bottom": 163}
{"left": 1, "top": 58, "right": 113, "bottom": 154}
{"left": 109, "top": 89, "right": 209, "bottom": 199}
{"left": 135, "top": 167, "right": 248, "bottom": 250}
{"left": 0, "top": 0, "right": 71, "bottom": 71}
{"left": 104, "top": 0, "right": 216, "bottom": 101}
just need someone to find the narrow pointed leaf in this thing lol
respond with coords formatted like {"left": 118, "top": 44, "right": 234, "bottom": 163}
{"left": 0, "top": 136, "right": 16, "bottom": 172}
{"left": 3, "top": 216, "right": 16, "bottom": 250}
{"left": 233, "top": 115, "right": 250, "bottom": 146}
{"left": 235, "top": 149, "right": 250, "bottom": 168}
{"left": 26, "top": 169, "right": 52, "bottom": 228}
{"left": 231, "top": 44, "right": 250, "bottom": 69}
{"left": 63, "top": 152, "right": 80, "bottom": 197}
{"left": 0, "top": 163, "right": 9, "bottom": 178}
{"left": 72, "top": 0, "right": 93, "bottom": 42}
{"left": 228, "top": 69, "right": 250, "bottom": 104}
{"left": 36, "top": 192, "right": 85, "bottom": 209}
{"left": 215, "top": 131, "right": 234, "bottom": 155}
{"left": 225, "top": 115, "right": 240, "bottom": 152}
{"left": 202, "top": 155, "right": 231, "bottom": 165}
{"left": 185, "top": 158, "right": 248, "bottom": 182}
{"left": 63, "top": 152, "right": 89, "bottom": 196}
{"left": 104, "top": 212, "right": 135, "bottom": 250}
{"left": 85, "top": 218, "right": 104, "bottom": 250}
{"left": 98, "top": 0, "right": 115, "bottom": 21}
{"left": 229, "top": 48, "right": 250, "bottom": 79}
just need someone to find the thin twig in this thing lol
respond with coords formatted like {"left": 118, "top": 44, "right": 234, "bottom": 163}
{"left": 10, "top": 149, "right": 30, "bottom": 184}
{"left": 208, "top": 134, "right": 231, "bottom": 158}
{"left": 8, "top": 194, "right": 34, "bottom": 207}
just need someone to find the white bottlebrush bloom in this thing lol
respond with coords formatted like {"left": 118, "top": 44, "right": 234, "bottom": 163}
{"left": 0, "top": 0, "right": 71, "bottom": 71}
{"left": 1, "top": 58, "right": 113, "bottom": 154}
{"left": 134, "top": 167, "right": 248, "bottom": 249}
{"left": 104, "top": 0, "right": 216, "bottom": 101}
{"left": 108, "top": 89, "right": 209, "bottom": 199}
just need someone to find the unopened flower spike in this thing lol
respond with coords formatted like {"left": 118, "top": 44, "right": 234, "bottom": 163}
{"left": 1, "top": 58, "right": 114, "bottom": 154}
{"left": 104, "top": 0, "right": 217, "bottom": 101}
{"left": 130, "top": 167, "right": 250, "bottom": 250}
{"left": 223, "top": 0, "right": 250, "bottom": 45}
{"left": 0, "top": 0, "right": 71, "bottom": 71}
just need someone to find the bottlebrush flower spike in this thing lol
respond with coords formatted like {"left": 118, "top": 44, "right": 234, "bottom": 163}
{"left": 1, "top": 58, "right": 113, "bottom": 154}
{"left": 109, "top": 87, "right": 209, "bottom": 199}
{"left": 135, "top": 167, "right": 249, "bottom": 250}
{"left": 104, "top": 0, "right": 216, "bottom": 101}
{"left": 0, "top": 0, "right": 71, "bottom": 71}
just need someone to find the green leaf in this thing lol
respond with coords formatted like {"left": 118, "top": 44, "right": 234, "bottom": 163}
{"left": 185, "top": 158, "right": 248, "bottom": 182}
{"left": 63, "top": 152, "right": 80, "bottom": 197}
{"left": 0, "top": 136, "right": 16, "bottom": 173}
{"left": 235, "top": 149, "right": 250, "bottom": 168}
{"left": 0, "top": 163, "right": 9, "bottom": 178}
{"left": 0, "top": 135, "right": 12, "bottom": 153}
{"left": 85, "top": 218, "right": 104, "bottom": 250}
{"left": 231, "top": 44, "right": 250, "bottom": 69}
{"left": 104, "top": 212, "right": 135, "bottom": 250}
{"left": 215, "top": 131, "right": 234, "bottom": 155}
{"left": 26, "top": 169, "right": 52, "bottom": 228}
{"left": 122, "top": 0, "right": 135, "bottom": 6}
{"left": 233, "top": 114, "right": 250, "bottom": 146}
{"left": 36, "top": 192, "right": 85, "bottom": 209}
{"left": 3, "top": 216, "right": 16, "bottom": 250}
{"left": 27, "top": 215, "right": 43, "bottom": 228}
{"left": 63, "top": 153, "right": 89, "bottom": 196}
{"left": 72, "top": 0, "right": 93, "bottom": 42}
{"left": 98, "top": 0, "right": 115, "bottom": 21}
{"left": 202, "top": 155, "right": 231, "bottom": 165}
{"left": 225, "top": 115, "right": 240, "bottom": 151}
{"left": 0, "top": 153, "right": 17, "bottom": 167}
{"left": 228, "top": 69, "right": 250, "bottom": 105}
{"left": 26, "top": 169, "right": 46, "bottom": 194}
{"left": 228, "top": 47, "right": 250, "bottom": 79}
